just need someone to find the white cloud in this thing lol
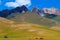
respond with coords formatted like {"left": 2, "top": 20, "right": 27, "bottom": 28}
{"left": 16, "top": 0, "right": 31, "bottom": 7}
{"left": 5, "top": 2, "right": 19, "bottom": 8}
{"left": 5, "top": 0, "right": 31, "bottom": 8}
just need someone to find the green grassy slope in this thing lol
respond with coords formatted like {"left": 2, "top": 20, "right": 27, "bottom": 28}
{"left": 7, "top": 11, "right": 57, "bottom": 26}
{"left": 44, "top": 15, "right": 60, "bottom": 24}
{"left": 0, "top": 17, "right": 60, "bottom": 40}
{"left": 53, "top": 15, "right": 60, "bottom": 23}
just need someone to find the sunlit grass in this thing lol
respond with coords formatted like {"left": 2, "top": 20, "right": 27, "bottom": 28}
{"left": 0, "top": 18, "right": 60, "bottom": 40}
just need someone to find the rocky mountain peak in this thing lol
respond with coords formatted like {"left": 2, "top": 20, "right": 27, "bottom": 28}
{"left": 0, "top": 5, "right": 28, "bottom": 18}
{"left": 32, "top": 7, "right": 44, "bottom": 16}
{"left": 42, "top": 7, "right": 60, "bottom": 15}
{"left": 21, "top": 5, "right": 28, "bottom": 12}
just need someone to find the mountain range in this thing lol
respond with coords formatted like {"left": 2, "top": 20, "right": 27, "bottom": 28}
{"left": 0, "top": 5, "right": 60, "bottom": 25}
{"left": 0, "top": 5, "right": 28, "bottom": 18}
{"left": 0, "top": 5, "right": 60, "bottom": 17}
{"left": 0, "top": 5, "right": 60, "bottom": 40}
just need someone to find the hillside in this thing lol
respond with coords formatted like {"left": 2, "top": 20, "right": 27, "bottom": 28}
{"left": 7, "top": 11, "right": 58, "bottom": 26}
{"left": 45, "top": 15, "right": 60, "bottom": 24}
{"left": 0, "top": 17, "right": 60, "bottom": 40}
{"left": 52, "top": 15, "right": 60, "bottom": 23}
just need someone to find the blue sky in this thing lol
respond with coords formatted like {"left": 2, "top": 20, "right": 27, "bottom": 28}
{"left": 0, "top": 0, "right": 60, "bottom": 11}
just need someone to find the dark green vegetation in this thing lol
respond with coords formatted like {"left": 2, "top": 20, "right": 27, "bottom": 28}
{"left": 45, "top": 14, "right": 60, "bottom": 23}
{"left": 42, "top": 12, "right": 60, "bottom": 23}
{"left": 44, "top": 13, "right": 57, "bottom": 19}
{"left": 52, "top": 15, "right": 60, "bottom": 23}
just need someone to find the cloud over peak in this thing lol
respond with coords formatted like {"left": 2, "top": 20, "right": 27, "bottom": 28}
{"left": 5, "top": 0, "right": 31, "bottom": 8}
{"left": 5, "top": 2, "right": 19, "bottom": 8}
{"left": 16, "top": 0, "right": 31, "bottom": 7}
